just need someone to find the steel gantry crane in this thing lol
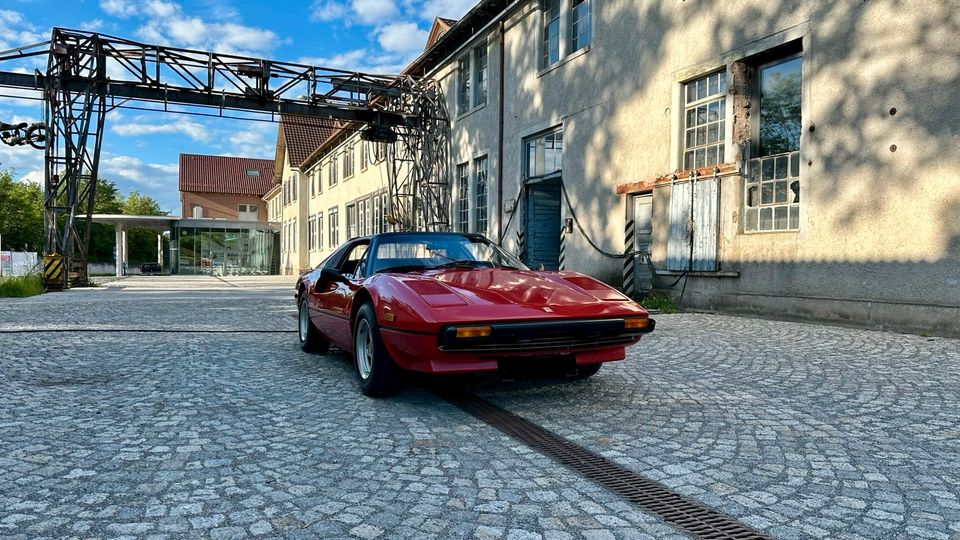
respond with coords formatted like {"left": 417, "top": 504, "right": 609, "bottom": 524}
{"left": 0, "top": 28, "right": 450, "bottom": 287}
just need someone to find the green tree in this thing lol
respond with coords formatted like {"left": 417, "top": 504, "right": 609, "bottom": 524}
{"left": 0, "top": 170, "right": 44, "bottom": 252}
{"left": 121, "top": 190, "right": 169, "bottom": 267}
{"left": 87, "top": 178, "right": 125, "bottom": 263}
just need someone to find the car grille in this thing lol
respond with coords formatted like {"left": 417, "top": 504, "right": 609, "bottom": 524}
{"left": 438, "top": 318, "right": 650, "bottom": 354}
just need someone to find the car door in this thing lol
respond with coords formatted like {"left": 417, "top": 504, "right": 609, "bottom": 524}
{"left": 308, "top": 243, "right": 351, "bottom": 347}
{"left": 315, "top": 240, "right": 370, "bottom": 351}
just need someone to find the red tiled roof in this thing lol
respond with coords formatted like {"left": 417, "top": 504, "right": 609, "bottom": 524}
{"left": 280, "top": 115, "right": 338, "bottom": 168}
{"left": 179, "top": 154, "right": 275, "bottom": 196}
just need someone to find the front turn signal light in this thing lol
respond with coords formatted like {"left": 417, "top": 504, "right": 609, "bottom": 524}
{"left": 624, "top": 317, "right": 650, "bottom": 329}
{"left": 455, "top": 325, "right": 492, "bottom": 338}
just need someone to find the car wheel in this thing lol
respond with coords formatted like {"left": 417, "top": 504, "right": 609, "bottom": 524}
{"left": 574, "top": 363, "right": 602, "bottom": 379}
{"left": 354, "top": 303, "right": 401, "bottom": 397}
{"left": 298, "top": 296, "right": 329, "bottom": 353}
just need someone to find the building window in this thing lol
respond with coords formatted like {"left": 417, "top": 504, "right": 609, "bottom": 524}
{"left": 292, "top": 217, "right": 297, "bottom": 249}
{"left": 542, "top": 0, "right": 561, "bottom": 68}
{"left": 290, "top": 174, "right": 297, "bottom": 202}
{"left": 475, "top": 156, "right": 489, "bottom": 236}
{"left": 357, "top": 198, "right": 370, "bottom": 237}
{"left": 569, "top": 0, "right": 591, "bottom": 54}
{"left": 308, "top": 214, "right": 317, "bottom": 251}
{"left": 316, "top": 167, "right": 323, "bottom": 194}
{"left": 373, "top": 193, "right": 382, "bottom": 235}
{"left": 683, "top": 70, "right": 727, "bottom": 170}
{"left": 328, "top": 208, "right": 339, "bottom": 248}
{"left": 346, "top": 203, "right": 357, "bottom": 239}
{"left": 525, "top": 128, "right": 563, "bottom": 179}
{"left": 343, "top": 144, "right": 354, "bottom": 179}
{"left": 455, "top": 162, "right": 470, "bottom": 232}
{"left": 744, "top": 54, "right": 803, "bottom": 232}
{"left": 192, "top": 205, "right": 203, "bottom": 218}
{"left": 360, "top": 141, "right": 368, "bottom": 171}
{"left": 457, "top": 56, "right": 471, "bottom": 114}
{"left": 379, "top": 192, "right": 389, "bottom": 233}
{"left": 317, "top": 213, "right": 324, "bottom": 251}
{"left": 327, "top": 159, "right": 338, "bottom": 187}
{"left": 474, "top": 45, "right": 488, "bottom": 107}
{"left": 246, "top": 169, "right": 260, "bottom": 176}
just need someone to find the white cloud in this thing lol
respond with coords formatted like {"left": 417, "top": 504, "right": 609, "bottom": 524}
{"left": 310, "top": 0, "right": 349, "bottom": 21}
{"left": 222, "top": 122, "right": 276, "bottom": 158}
{"left": 377, "top": 22, "right": 428, "bottom": 53}
{"left": 418, "top": 0, "right": 475, "bottom": 20}
{"left": 299, "top": 50, "right": 408, "bottom": 74}
{"left": 99, "top": 0, "right": 139, "bottom": 18}
{"left": 100, "top": 154, "right": 178, "bottom": 190}
{"left": 352, "top": 0, "right": 400, "bottom": 25}
{"left": 97, "top": 0, "right": 285, "bottom": 57}
{"left": 111, "top": 119, "right": 209, "bottom": 142}
{"left": 0, "top": 9, "right": 45, "bottom": 50}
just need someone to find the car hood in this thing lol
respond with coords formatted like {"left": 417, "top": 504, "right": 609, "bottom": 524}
{"left": 395, "top": 268, "right": 636, "bottom": 311}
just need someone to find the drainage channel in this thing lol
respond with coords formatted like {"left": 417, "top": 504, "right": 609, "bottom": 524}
{"left": 440, "top": 390, "right": 772, "bottom": 540}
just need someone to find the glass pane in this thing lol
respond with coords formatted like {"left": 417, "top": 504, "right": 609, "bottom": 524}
{"left": 790, "top": 152, "right": 800, "bottom": 177}
{"left": 759, "top": 56, "right": 802, "bottom": 156}
{"left": 761, "top": 158, "right": 774, "bottom": 180}
{"left": 695, "top": 148, "right": 706, "bottom": 168}
{"left": 706, "top": 145, "right": 718, "bottom": 167}
{"left": 696, "top": 126, "right": 706, "bottom": 146}
{"left": 696, "top": 78, "right": 706, "bottom": 100}
{"left": 686, "top": 108, "right": 696, "bottom": 129}
{"left": 685, "top": 129, "right": 694, "bottom": 148}
{"left": 686, "top": 83, "right": 695, "bottom": 104}
{"left": 684, "top": 151, "right": 694, "bottom": 170}
{"left": 775, "top": 155, "right": 788, "bottom": 178}
{"left": 708, "top": 100, "right": 720, "bottom": 122}
{"left": 745, "top": 208, "right": 758, "bottom": 231}
{"left": 790, "top": 180, "right": 800, "bottom": 203}
{"left": 759, "top": 208, "right": 773, "bottom": 230}
{"left": 789, "top": 205, "right": 799, "bottom": 229}
{"left": 718, "top": 145, "right": 725, "bottom": 164}
{"left": 775, "top": 180, "right": 788, "bottom": 203}
{"left": 718, "top": 97, "right": 726, "bottom": 119}
{"left": 696, "top": 105, "right": 706, "bottom": 125}
{"left": 719, "top": 71, "right": 727, "bottom": 93}
{"left": 775, "top": 206, "right": 789, "bottom": 229}
{"left": 708, "top": 74, "right": 718, "bottom": 96}
{"left": 746, "top": 185, "right": 758, "bottom": 207}
{"left": 707, "top": 123, "right": 718, "bottom": 144}
{"left": 761, "top": 183, "right": 773, "bottom": 204}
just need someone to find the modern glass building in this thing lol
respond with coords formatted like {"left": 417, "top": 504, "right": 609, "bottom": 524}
{"left": 171, "top": 219, "right": 279, "bottom": 275}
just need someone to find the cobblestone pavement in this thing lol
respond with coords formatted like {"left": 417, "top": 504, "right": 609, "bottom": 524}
{"left": 1, "top": 276, "right": 959, "bottom": 539}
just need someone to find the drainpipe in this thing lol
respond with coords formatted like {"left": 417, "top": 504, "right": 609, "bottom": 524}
{"left": 497, "top": 19, "right": 506, "bottom": 243}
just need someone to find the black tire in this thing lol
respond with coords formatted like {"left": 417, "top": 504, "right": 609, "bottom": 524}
{"left": 298, "top": 296, "right": 330, "bottom": 353}
{"left": 574, "top": 363, "right": 602, "bottom": 379}
{"left": 353, "top": 303, "right": 401, "bottom": 397}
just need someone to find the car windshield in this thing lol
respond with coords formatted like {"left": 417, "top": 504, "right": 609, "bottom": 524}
{"left": 371, "top": 234, "right": 529, "bottom": 274}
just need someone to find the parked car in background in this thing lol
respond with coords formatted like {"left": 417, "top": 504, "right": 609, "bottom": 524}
{"left": 295, "top": 232, "right": 655, "bottom": 396}
{"left": 140, "top": 262, "right": 162, "bottom": 275}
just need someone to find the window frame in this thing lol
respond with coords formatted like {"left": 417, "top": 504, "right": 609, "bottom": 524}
{"left": 473, "top": 44, "right": 488, "bottom": 107}
{"left": 474, "top": 155, "right": 489, "bottom": 237}
{"left": 680, "top": 69, "right": 729, "bottom": 171}
{"left": 328, "top": 207, "right": 340, "bottom": 248}
{"left": 523, "top": 127, "right": 564, "bottom": 180}
{"left": 455, "top": 162, "right": 470, "bottom": 232}
{"left": 457, "top": 55, "right": 471, "bottom": 115}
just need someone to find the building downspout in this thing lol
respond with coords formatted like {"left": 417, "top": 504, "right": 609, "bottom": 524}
{"left": 497, "top": 19, "right": 506, "bottom": 243}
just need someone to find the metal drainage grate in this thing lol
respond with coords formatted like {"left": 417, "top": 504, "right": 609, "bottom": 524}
{"left": 440, "top": 390, "right": 772, "bottom": 540}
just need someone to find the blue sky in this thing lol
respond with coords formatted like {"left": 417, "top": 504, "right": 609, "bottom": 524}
{"left": 0, "top": 0, "right": 474, "bottom": 213}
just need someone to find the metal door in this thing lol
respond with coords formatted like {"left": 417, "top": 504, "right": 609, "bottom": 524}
{"left": 632, "top": 195, "right": 653, "bottom": 291}
{"left": 666, "top": 178, "right": 718, "bottom": 272}
{"left": 524, "top": 181, "right": 561, "bottom": 270}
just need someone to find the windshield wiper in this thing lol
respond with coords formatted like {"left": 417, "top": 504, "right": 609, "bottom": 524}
{"left": 377, "top": 264, "right": 429, "bottom": 274}
{"left": 431, "top": 259, "right": 491, "bottom": 269}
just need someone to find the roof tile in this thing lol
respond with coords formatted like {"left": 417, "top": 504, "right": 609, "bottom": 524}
{"left": 179, "top": 154, "right": 275, "bottom": 196}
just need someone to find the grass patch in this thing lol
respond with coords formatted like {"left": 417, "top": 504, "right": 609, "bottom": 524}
{"left": 637, "top": 292, "right": 679, "bottom": 313}
{"left": 0, "top": 273, "right": 45, "bottom": 297}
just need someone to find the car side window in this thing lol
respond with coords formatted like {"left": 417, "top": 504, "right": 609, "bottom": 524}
{"left": 339, "top": 242, "right": 369, "bottom": 279}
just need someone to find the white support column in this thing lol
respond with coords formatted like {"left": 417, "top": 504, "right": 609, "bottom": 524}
{"left": 115, "top": 225, "right": 124, "bottom": 277}
{"left": 157, "top": 234, "right": 163, "bottom": 266}
{"left": 121, "top": 229, "right": 128, "bottom": 276}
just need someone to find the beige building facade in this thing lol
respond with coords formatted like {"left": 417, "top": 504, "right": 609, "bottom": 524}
{"left": 273, "top": 0, "right": 960, "bottom": 334}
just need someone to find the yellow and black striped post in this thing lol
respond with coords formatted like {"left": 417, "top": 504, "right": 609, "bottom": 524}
{"left": 44, "top": 254, "right": 65, "bottom": 289}
{"left": 623, "top": 218, "right": 635, "bottom": 296}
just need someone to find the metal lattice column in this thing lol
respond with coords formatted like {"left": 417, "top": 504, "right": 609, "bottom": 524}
{"left": 43, "top": 31, "right": 107, "bottom": 286}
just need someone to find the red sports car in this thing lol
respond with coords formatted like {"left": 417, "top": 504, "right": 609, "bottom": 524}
{"left": 295, "top": 232, "right": 655, "bottom": 396}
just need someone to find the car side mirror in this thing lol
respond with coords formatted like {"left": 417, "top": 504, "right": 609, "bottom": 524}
{"left": 320, "top": 267, "right": 348, "bottom": 284}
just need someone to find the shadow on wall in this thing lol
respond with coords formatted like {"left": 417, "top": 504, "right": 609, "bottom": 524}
{"left": 485, "top": 0, "right": 959, "bottom": 317}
